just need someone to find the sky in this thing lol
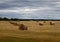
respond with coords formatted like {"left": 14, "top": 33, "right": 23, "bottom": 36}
{"left": 0, "top": 0, "right": 60, "bottom": 19}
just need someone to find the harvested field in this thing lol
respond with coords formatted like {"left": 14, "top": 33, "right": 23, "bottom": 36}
{"left": 0, "top": 21, "right": 60, "bottom": 42}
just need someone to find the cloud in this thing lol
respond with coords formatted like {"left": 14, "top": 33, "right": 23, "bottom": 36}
{"left": 0, "top": 0, "right": 55, "bottom": 9}
{"left": 0, "top": 6, "right": 51, "bottom": 14}
{"left": 0, "top": 0, "right": 60, "bottom": 19}
{"left": 52, "top": 2, "right": 60, "bottom": 7}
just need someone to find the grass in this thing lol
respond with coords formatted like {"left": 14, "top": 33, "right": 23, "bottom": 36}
{"left": 0, "top": 30, "right": 60, "bottom": 42}
{"left": 0, "top": 37, "right": 60, "bottom": 42}
{"left": 0, "top": 21, "right": 60, "bottom": 42}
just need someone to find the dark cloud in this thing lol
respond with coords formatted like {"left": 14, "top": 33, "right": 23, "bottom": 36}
{"left": 0, "top": 0, "right": 55, "bottom": 9}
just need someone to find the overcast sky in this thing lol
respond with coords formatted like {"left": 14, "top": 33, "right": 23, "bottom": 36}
{"left": 0, "top": 0, "right": 60, "bottom": 19}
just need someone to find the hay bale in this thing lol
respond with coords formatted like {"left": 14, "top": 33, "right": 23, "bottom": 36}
{"left": 50, "top": 22, "right": 55, "bottom": 25}
{"left": 9, "top": 21, "right": 14, "bottom": 24}
{"left": 39, "top": 22, "right": 44, "bottom": 25}
{"left": 44, "top": 21, "right": 46, "bottom": 23}
{"left": 13, "top": 23, "right": 19, "bottom": 26}
{"left": 19, "top": 24, "right": 28, "bottom": 30}
{"left": 9, "top": 21, "right": 20, "bottom": 26}
{"left": 36, "top": 21, "right": 39, "bottom": 22}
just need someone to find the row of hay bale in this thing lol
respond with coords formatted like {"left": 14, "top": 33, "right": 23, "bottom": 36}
{"left": 37, "top": 21, "right": 55, "bottom": 26}
{"left": 9, "top": 21, "right": 55, "bottom": 30}
{"left": 9, "top": 21, "right": 28, "bottom": 30}
{"left": 9, "top": 21, "right": 20, "bottom": 26}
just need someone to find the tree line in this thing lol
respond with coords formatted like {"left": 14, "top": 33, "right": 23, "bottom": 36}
{"left": 0, "top": 17, "right": 60, "bottom": 21}
{"left": 0, "top": 17, "right": 19, "bottom": 21}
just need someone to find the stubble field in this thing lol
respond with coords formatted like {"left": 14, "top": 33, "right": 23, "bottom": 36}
{"left": 0, "top": 21, "right": 60, "bottom": 42}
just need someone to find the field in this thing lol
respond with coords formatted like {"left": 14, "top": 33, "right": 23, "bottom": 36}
{"left": 0, "top": 21, "right": 60, "bottom": 42}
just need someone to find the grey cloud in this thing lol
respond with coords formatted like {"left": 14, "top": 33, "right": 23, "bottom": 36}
{"left": 0, "top": 0, "right": 57, "bottom": 9}
{"left": 0, "top": 0, "right": 60, "bottom": 19}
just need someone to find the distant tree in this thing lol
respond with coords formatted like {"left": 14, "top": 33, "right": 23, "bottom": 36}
{"left": 0, "top": 17, "right": 2, "bottom": 19}
{"left": 0, "top": 17, "right": 2, "bottom": 20}
{"left": 3, "top": 17, "right": 9, "bottom": 21}
{"left": 11, "top": 18, "right": 14, "bottom": 21}
{"left": 14, "top": 18, "right": 19, "bottom": 21}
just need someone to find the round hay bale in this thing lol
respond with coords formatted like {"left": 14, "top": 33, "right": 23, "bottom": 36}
{"left": 9, "top": 22, "right": 14, "bottom": 24}
{"left": 50, "top": 22, "right": 55, "bottom": 25}
{"left": 44, "top": 21, "right": 46, "bottom": 23}
{"left": 39, "top": 22, "right": 44, "bottom": 26}
{"left": 36, "top": 21, "right": 39, "bottom": 22}
{"left": 13, "top": 23, "right": 19, "bottom": 26}
{"left": 19, "top": 24, "right": 28, "bottom": 30}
